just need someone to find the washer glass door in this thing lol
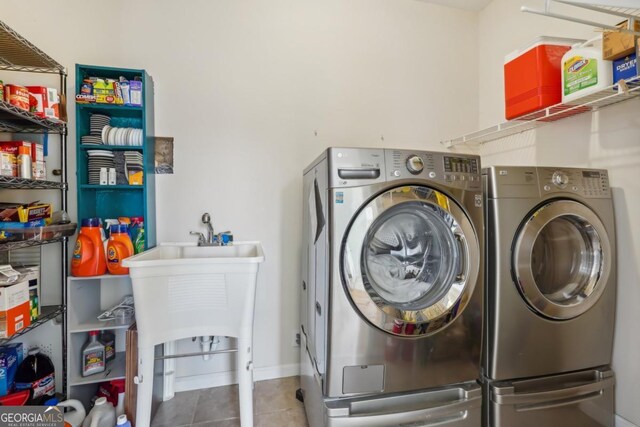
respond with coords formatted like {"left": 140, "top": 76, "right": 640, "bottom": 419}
{"left": 341, "top": 186, "right": 479, "bottom": 337}
{"left": 513, "top": 200, "right": 611, "bottom": 320}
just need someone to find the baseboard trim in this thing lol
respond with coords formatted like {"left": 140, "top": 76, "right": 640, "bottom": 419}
{"left": 617, "top": 415, "right": 639, "bottom": 427}
{"left": 174, "top": 363, "right": 301, "bottom": 393}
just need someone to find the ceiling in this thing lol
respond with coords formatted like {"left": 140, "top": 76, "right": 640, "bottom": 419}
{"left": 415, "top": 0, "right": 493, "bottom": 11}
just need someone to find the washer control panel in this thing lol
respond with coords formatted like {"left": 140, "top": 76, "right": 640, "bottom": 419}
{"left": 386, "top": 150, "right": 481, "bottom": 189}
{"left": 539, "top": 168, "right": 611, "bottom": 198}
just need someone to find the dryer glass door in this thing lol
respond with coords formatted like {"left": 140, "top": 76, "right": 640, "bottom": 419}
{"left": 341, "top": 185, "right": 480, "bottom": 337}
{"left": 513, "top": 200, "right": 611, "bottom": 320}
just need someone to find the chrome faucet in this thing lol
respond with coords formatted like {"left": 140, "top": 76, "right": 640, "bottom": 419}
{"left": 202, "top": 213, "right": 215, "bottom": 243}
{"left": 190, "top": 213, "right": 233, "bottom": 246}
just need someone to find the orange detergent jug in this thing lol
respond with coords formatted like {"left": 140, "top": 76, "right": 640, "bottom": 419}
{"left": 106, "top": 225, "right": 134, "bottom": 275}
{"left": 71, "top": 218, "right": 107, "bottom": 277}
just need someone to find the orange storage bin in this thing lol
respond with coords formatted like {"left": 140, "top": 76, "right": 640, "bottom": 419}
{"left": 504, "top": 37, "right": 583, "bottom": 120}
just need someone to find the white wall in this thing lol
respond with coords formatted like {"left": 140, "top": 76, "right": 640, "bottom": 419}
{"left": 1, "top": 0, "right": 479, "bottom": 387}
{"left": 477, "top": 1, "right": 640, "bottom": 425}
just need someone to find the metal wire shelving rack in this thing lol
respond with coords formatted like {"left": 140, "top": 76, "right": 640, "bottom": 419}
{"left": 0, "top": 19, "right": 69, "bottom": 390}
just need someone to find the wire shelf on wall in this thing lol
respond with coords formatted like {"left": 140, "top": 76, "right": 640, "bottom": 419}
{"left": 442, "top": 76, "right": 640, "bottom": 148}
{"left": 0, "top": 176, "right": 66, "bottom": 190}
{"left": 0, "top": 305, "right": 64, "bottom": 345}
{"left": 0, "top": 100, "right": 66, "bottom": 134}
{"left": 0, "top": 20, "right": 65, "bottom": 74}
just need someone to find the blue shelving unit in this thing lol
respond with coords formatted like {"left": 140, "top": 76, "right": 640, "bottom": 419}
{"left": 75, "top": 64, "right": 156, "bottom": 249}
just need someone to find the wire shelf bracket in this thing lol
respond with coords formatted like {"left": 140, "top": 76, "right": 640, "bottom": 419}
{"left": 442, "top": 76, "right": 640, "bottom": 148}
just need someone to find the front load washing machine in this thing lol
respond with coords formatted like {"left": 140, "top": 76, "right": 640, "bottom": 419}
{"left": 483, "top": 166, "right": 616, "bottom": 427}
{"left": 301, "top": 148, "right": 484, "bottom": 426}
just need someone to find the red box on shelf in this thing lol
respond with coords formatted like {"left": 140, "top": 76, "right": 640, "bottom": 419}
{"left": 25, "top": 86, "right": 59, "bottom": 120}
{"left": 504, "top": 37, "right": 583, "bottom": 120}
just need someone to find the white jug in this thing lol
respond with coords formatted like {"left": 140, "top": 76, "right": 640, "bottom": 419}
{"left": 82, "top": 397, "right": 116, "bottom": 427}
{"left": 57, "top": 399, "right": 86, "bottom": 427}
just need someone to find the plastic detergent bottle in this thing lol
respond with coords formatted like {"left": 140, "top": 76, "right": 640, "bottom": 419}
{"left": 58, "top": 399, "right": 86, "bottom": 427}
{"left": 562, "top": 36, "right": 613, "bottom": 103}
{"left": 106, "top": 225, "right": 134, "bottom": 275}
{"left": 14, "top": 348, "right": 56, "bottom": 405}
{"left": 82, "top": 397, "right": 115, "bottom": 427}
{"left": 71, "top": 218, "right": 107, "bottom": 277}
{"left": 82, "top": 331, "right": 105, "bottom": 377}
{"left": 116, "top": 414, "right": 131, "bottom": 427}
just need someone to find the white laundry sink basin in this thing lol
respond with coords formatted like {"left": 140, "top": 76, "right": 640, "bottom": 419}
{"left": 122, "top": 240, "right": 265, "bottom": 343}
{"left": 123, "top": 241, "right": 264, "bottom": 266}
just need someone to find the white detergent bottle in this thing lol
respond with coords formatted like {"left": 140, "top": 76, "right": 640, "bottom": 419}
{"left": 562, "top": 36, "right": 613, "bottom": 103}
{"left": 82, "top": 397, "right": 115, "bottom": 427}
{"left": 57, "top": 399, "right": 86, "bottom": 427}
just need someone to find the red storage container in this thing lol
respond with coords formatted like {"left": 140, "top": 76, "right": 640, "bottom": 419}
{"left": 504, "top": 37, "right": 584, "bottom": 120}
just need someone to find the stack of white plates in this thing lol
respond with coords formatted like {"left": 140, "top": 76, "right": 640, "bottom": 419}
{"left": 90, "top": 114, "right": 111, "bottom": 136}
{"left": 101, "top": 126, "right": 143, "bottom": 146}
{"left": 87, "top": 150, "right": 115, "bottom": 185}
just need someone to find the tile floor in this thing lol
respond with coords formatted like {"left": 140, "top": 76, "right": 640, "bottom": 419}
{"left": 151, "top": 376, "right": 309, "bottom": 427}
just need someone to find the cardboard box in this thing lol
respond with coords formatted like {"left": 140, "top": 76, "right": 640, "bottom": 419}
{"left": 613, "top": 52, "right": 638, "bottom": 82}
{"left": 0, "top": 343, "right": 23, "bottom": 396}
{"left": 25, "top": 86, "right": 60, "bottom": 120}
{"left": 16, "top": 266, "right": 40, "bottom": 321}
{"left": 0, "top": 141, "right": 43, "bottom": 163}
{"left": 0, "top": 153, "right": 15, "bottom": 177}
{"left": 32, "top": 160, "right": 46, "bottom": 181}
{"left": 0, "top": 203, "right": 52, "bottom": 223}
{"left": 603, "top": 20, "right": 640, "bottom": 61}
{"left": 0, "top": 279, "right": 30, "bottom": 338}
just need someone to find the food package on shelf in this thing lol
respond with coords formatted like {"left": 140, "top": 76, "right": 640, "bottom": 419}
{"left": 0, "top": 202, "right": 52, "bottom": 223}
{"left": 32, "top": 161, "right": 46, "bottom": 181}
{"left": 93, "top": 78, "right": 123, "bottom": 104}
{"left": 129, "top": 80, "right": 142, "bottom": 106}
{"left": 25, "top": 87, "right": 60, "bottom": 120}
{"left": 0, "top": 141, "right": 43, "bottom": 163}
{"left": 0, "top": 266, "right": 30, "bottom": 338}
{"left": 0, "top": 342, "right": 24, "bottom": 396}
{"left": 4, "top": 85, "right": 31, "bottom": 111}
{"left": 0, "top": 153, "right": 15, "bottom": 177}
{"left": 15, "top": 266, "right": 39, "bottom": 321}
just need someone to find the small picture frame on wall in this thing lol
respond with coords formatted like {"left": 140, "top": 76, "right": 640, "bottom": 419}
{"left": 155, "top": 137, "right": 174, "bottom": 174}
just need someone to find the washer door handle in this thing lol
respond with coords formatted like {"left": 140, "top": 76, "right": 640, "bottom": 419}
{"left": 455, "top": 232, "right": 467, "bottom": 282}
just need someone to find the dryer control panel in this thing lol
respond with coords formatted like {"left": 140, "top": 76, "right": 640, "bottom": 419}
{"left": 385, "top": 149, "right": 481, "bottom": 190}
{"left": 538, "top": 167, "right": 611, "bottom": 198}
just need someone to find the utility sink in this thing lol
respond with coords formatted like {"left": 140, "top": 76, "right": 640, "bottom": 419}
{"left": 123, "top": 241, "right": 265, "bottom": 427}
{"left": 123, "top": 241, "right": 265, "bottom": 266}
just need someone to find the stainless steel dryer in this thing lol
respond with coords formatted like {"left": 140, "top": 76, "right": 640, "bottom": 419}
{"left": 301, "top": 148, "right": 484, "bottom": 426}
{"left": 483, "top": 166, "right": 616, "bottom": 427}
